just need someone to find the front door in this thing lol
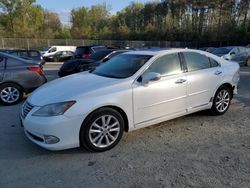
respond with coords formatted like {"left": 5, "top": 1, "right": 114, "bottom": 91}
{"left": 132, "top": 53, "right": 187, "bottom": 126}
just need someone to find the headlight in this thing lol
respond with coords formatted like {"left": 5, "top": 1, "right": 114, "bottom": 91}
{"left": 32, "top": 101, "right": 76, "bottom": 117}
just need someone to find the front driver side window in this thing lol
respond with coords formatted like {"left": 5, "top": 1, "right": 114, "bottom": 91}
{"left": 183, "top": 52, "right": 211, "bottom": 72}
{"left": 145, "top": 53, "right": 182, "bottom": 76}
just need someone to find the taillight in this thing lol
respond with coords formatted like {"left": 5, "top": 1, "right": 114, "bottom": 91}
{"left": 82, "top": 53, "right": 91, "bottom": 58}
{"left": 27, "top": 67, "right": 44, "bottom": 76}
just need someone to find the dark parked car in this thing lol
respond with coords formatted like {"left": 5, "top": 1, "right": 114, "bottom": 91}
{"left": 43, "top": 51, "right": 74, "bottom": 62}
{"left": 74, "top": 45, "right": 107, "bottom": 59}
{"left": 58, "top": 49, "right": 130, "bottom": 77}
{"left": 212, "top": 46, "right": 250, "bottom": 66}
{"left": 0, "top": 52, "right": 46, "bottom": 105}
{"left": 199, "top": 47, "right": 216, "bottom": 53}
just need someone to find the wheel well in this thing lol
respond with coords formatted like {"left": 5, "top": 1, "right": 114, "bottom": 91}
{"left": 219, "top": 83, "right": 234, "bottom": 96}
{"left": 83, "top": 106, "right": 129, "bottom": 132}
{"left": 0, "top": 82, "right": 24, "bottom": 93}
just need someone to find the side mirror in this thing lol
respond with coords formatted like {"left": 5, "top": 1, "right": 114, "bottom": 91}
{"left": 141, "top": 72, "right": 161, "bottom": 86}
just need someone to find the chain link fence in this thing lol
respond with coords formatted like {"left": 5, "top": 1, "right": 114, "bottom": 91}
{"left": 0, "top": 38, "right": 238, "bottom": 50}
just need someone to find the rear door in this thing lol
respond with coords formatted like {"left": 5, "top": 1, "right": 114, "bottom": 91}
{"left": 0, "top": 55, "right": 6, "bottom": 81}
{"left": 182, "top": 52, "right": 223, "bottom": 111}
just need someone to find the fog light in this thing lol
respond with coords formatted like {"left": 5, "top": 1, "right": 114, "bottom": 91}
{"left": 44, "top": 135, "right": 60, "bottom": 144}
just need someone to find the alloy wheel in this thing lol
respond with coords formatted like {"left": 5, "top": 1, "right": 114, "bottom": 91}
{"left": 89, "top": 115, "right": 120, "bottom": 148}
{"left": 215, "top": 89, "right": 230, "bottom": 113}
{"left": 0, "top": 87, "right": 20, "bottom": 104}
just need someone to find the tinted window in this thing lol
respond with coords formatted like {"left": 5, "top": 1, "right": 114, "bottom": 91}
{"left": 209, "top": 58, "right": 219, "bottom": 67}
{"left": 29, "top": 51, "right": 39, "bottom": 57}
{"left": 213, "top": 47, "right": 232, "bottom": 54}
{"left": 75, "top": 47, "right": 89, "bottom": 56}
{"left": 183, "top": 52, "right": 211, "bottom": 72}
{"left": 93, "top": 54, "right": 152, "bottom": 78}
{"left": 20, "top": 51, "right": 28, "bottom": 57}
{"left": 145, "top": 53, "right": 182, "bottom": 76}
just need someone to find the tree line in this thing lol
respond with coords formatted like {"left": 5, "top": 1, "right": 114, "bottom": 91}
{"left": 0, "top": 0, "right": 250, "bottom": 45}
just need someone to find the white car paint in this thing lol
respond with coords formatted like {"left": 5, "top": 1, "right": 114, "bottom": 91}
{"left": 21, "top": 49, "right": 240, "bottom": 150}
{"left": 43, "top": 46, "right": 76, "bottom": 58}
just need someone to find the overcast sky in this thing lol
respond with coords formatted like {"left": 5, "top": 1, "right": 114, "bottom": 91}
{"left": 36, "top": 0, "right": 154, "bottom": 25}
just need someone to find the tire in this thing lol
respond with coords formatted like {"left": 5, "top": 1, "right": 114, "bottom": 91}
{"left": 0, "top": 83, "right": 23, "bottom": 105}
{"left": 210, "top": 86, "right": 232, "bottom": 115}
{"left": 80, "top": 108, "right": 124, "bottom": 152}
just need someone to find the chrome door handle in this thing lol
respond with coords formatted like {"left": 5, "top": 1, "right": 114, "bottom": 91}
{"left": 215, "top": 71, "right": 222, "bottom": 75}
{"left": 175, "top": 79, "right": 187, "bottom": 84}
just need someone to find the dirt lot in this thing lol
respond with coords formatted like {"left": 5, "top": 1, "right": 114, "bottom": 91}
{"left": 0, "top": 65, "right": 250, "bottom": 188}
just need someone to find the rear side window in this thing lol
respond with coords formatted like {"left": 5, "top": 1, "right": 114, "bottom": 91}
{"left": 29, "top": 51, "right": 39, "bottom": 57}
{"left": 209, "top": 58, "right": 219, "bottom": 67}
{"left": 75, "top": 47, "right": 89, "bottom": 55}
{"left": 183, "top": 52, "right": 211, "bottom": 72}
{"left": 145, "top": 53, "right": 182, "bottom": 76}
{"left": 20, "top": 51, "right": 28, "bottom": 57}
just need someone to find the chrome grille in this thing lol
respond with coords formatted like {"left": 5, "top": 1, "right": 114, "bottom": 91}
{"left": 22, "top": 101, "right": 34, "bottom": 119}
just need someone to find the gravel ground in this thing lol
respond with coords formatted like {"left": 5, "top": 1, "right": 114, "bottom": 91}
{"left": 0, "top": 65, "right": 249, "bottom": 188}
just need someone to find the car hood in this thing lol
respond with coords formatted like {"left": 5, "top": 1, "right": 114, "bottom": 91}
{"left": 28, "top": 72, "right": 122, "bottom": 106}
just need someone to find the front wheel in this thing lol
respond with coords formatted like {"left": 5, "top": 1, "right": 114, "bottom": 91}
{"left": 80, "top": 108, "right": 124, "bottom": 152}
{"left": 210, "top": 86, "right": 232, "bottom": 115}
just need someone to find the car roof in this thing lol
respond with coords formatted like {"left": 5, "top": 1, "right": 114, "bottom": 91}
{"left": 124, "top": 48, "right": 193, "bottom": 56}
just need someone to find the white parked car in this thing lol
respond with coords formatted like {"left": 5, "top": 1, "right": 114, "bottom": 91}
{"left": 42, "top": 46, "right": 76, "bottom": 59}
{"left": 20, "top": 49, "right": 240, "bottom": 152}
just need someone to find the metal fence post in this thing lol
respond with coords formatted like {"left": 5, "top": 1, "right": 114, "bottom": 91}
{"left": 27, "top": 39, "right": 30, "bottom": 50}
{"left": 1, "top": 38, "right": 4, "bottom": 49}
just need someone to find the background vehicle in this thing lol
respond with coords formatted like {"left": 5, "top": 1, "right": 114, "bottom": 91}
{"left": 212, "top": 46, "right": 250, "bottom": 66}
{"left": 0, "top": 52, "right": 46, "bottom": 105}
{"left": 42, "top": 46, "right": 76, "bottom": 60}
{"left": 199, "top": 47, "right": 216, "bottom": 53}
{"left": 74, "top": 45, "right": 106, "bottom": 59}
{"left": 9, "top": 49, "right": 42, "bottom": 61}
{"left": 0, "top": 49, "right": 45, "bottom": 66}
{"left": 58, "top": 49, "right": 130, "bottom": 77}
{"left": 43, "top": 51, "right": 74, "bottom": 62}
{"left": 21, "top": 49, "right": 239, "bottom": 152}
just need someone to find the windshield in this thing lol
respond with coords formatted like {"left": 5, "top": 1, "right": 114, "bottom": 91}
{"left": 92, "top": 54, "right": 152, "bottom": 78}
{"left": 213, "top": 47, "right": 232, "bottom": 54}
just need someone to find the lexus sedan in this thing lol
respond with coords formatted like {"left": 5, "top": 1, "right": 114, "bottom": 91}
{"left": 20, "top": 49, "right": 240, "bottom": 152}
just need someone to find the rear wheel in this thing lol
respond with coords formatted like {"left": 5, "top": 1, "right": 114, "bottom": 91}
{"left": 210, "top": 86, "right": 232, "bottom": 115}
{"left": 0, "top": 83, "right": 23, "bottom": 105}
{"left": 80, "top": 108, "right": 124, "bottom": 152}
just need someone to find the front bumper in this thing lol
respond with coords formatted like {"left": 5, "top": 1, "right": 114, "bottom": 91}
{"left": 20, "top": 107, "right": 86, "bottom": 151}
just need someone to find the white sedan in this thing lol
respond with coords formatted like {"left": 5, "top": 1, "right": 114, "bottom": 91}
{"left": 20, "top": 49, "right": 240, "bottom": 152}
